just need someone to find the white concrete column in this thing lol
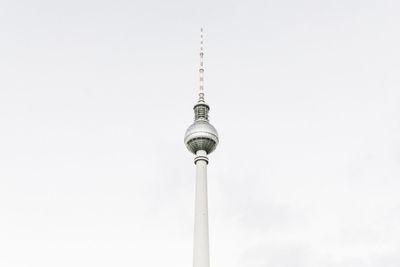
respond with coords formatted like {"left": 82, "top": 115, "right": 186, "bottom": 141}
{"left": 193, "top": 150, "right": 210, "bottom": 267}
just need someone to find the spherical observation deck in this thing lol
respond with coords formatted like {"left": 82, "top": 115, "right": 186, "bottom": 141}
{"left": 184, "top": 120, "right": 218, "bottom": 154}
{"left": 184, "top": 98, "right": 219, "bottom": 155}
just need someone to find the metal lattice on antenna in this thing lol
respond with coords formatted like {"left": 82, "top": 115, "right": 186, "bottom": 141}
{"left": 199, "top": 28, "right": 205, "bottom": 100}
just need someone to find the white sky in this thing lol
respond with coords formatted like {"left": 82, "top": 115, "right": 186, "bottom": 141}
{"left": 1, "top": 0, "right": 399, "bottom": 266}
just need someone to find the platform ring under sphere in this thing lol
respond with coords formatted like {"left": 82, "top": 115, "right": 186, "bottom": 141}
{"left": 184, "top": 120, "right": 219, "bottom": 155}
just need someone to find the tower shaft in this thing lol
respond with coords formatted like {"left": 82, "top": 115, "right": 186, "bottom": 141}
{"left": 193, "top": 150, "right": 210, "bottom": 267}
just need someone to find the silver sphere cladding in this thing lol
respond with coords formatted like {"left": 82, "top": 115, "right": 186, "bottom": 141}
{"left": 184, "top": 120, "right": 219, "bottom": 154}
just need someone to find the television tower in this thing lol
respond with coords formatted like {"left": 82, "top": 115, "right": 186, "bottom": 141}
{"left": 184, "top": 28, "right": 219, "bottom": 267}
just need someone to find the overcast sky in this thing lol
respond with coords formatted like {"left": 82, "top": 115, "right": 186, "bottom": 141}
{"left": 1, "top": 0, "right": 399, "bottom": 266}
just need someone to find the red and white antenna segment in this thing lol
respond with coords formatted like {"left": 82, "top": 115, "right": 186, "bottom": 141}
{"left": 199, "top": 28, "right": 205, "bottom": 99}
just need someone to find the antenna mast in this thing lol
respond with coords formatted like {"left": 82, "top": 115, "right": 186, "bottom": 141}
{"left": 199, "top": 28, "right": 205, "bottom": 100}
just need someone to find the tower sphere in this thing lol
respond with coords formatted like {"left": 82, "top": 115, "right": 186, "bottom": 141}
{"left": 185, "top": 98, "right": 218, "bottom": 154}
{"left": 184, "top": 119, "right": 219, "bottom": 155}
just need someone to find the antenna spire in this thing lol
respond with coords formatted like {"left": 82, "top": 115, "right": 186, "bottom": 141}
{"left": 199, "top": 28, "right": 205, "bottom": 100}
